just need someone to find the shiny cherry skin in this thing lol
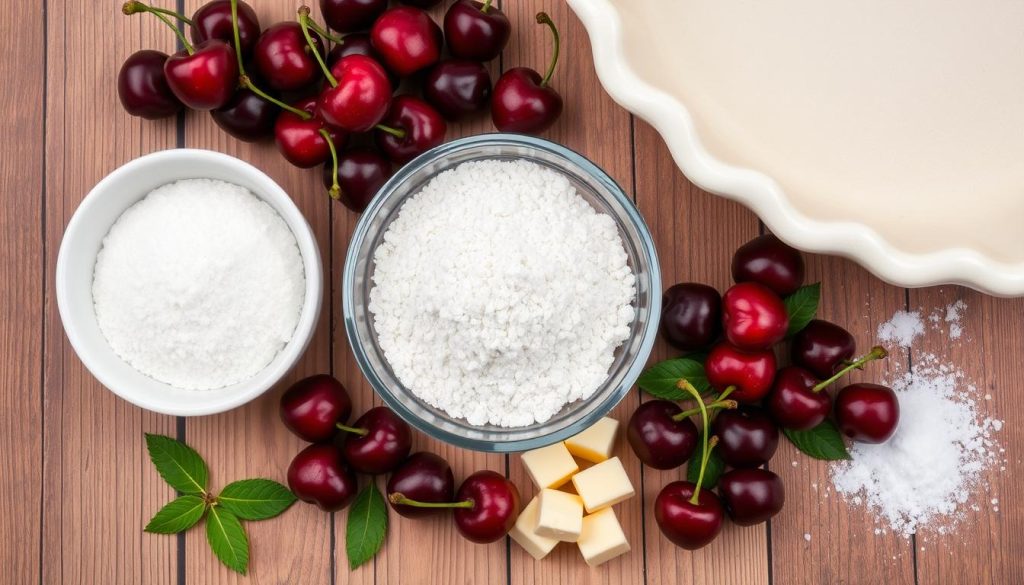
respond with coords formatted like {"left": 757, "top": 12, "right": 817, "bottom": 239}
{"left": 661, "top": 283, "right": 722, "bottom": 351}
{"left": 319, "top": 54, "right": 392, "bottom": 133}
{"left": 253, "top": 22, "right": 325, "bottom": 92}
{"left": 721, "top": 282, "right": 789, "bottom": 351}
{"left": 718, "top": 468, "right": 785, "bottom": 526}
{"left": 792, "top": 320, "right": 856, "bottom": 379}
{"left": 705, "top": 342, "right": 777, "bottom": 403}
{"left": 287, "top": 443, "right": 358, "bottom": 512}
{"left": 163, "top": 40, "right": 239, "bottom": 111}
{"left": 766, "top": 366, "right": 830, "bottom": 430}
{"left": 732, "top": 234, "right": 805, "bottom": 296}
{"left": 453, "top": 471, "right": 520, "bottom": 543}
{"left": 655, "top": 481, "right": 724, "bottom": 550}
{"left": 118, "top": 50, "right": 182, "bottom": 119}
{"left": 320, "top": 0, "right": 387, "bottom": 33}
{"left": 386, "top": 452, "right": 456, "bottom": 518}
{"left": 279, "top": 374, "right": 352, "bottom": 443}
{"left": 627, "top": 400, "right": 698, "bottom": 470}
{"left": 443, "top": 0, "right": 510, "bottom": 62}
{"left": 424, "top": 60, "right": 492, "bottom": 120}
{"left": 274, "top": 97, "right": 345, "bottom": 168}
{"left": 492, "top": 67, "right": 563, "bottom": 135}
{"left": 189, "top": 0, "right": 261, "bottom": 59}
{"left": 711, "top": 409, "right": 779, "bottom": 468}
{"left": 326, "top": 33, "right": 398, "bottom": 88}
{"left": 341, "top": 406, "right": 413, "bottom": 475}
{"left": 835, "top": 383, "right": 900, "bottom": 443}
{"left": 321, "top": 148, "right": 392, "bottom": 212}
{"left": 370, "top": 7, "right": 442, "bottom": 77}
{"left": 375, "top": 96, "right": 446, "bottom": 164}
{"left": 212, "top": 88, "right": 278, "bottom": 142}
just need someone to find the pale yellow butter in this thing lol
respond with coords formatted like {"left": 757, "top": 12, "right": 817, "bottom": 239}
{"left": 520, "top": 442, "right": 579, "bottom": 489}
{"left": 509, "top": 496, "right": 559, "bottom": 560}
{"left": 571, "top": 456, "right": 635, "bottom": 513}
{"left": 565, "top": 416, "right": 620, "bottom": 463}
{"left": 535, "top": 489, "right": 584, "bottom": 542}
{"left": 577, "top": 507, "right": 630, "bottom": 567}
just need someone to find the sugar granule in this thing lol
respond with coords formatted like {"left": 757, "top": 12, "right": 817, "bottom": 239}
{"left": 944, "top": 300, "right": 967, "bottom": 339}
{"left": 876, "top": 310, "right": 924, "bottom": 348}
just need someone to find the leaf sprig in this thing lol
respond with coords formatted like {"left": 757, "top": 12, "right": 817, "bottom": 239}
{"left": 143, "top": 434, "right": 297, "bottom": 575}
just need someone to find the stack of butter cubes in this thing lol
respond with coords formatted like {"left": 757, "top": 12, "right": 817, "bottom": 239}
{"left": 510, "top": 417, "right": 636, "bottom": 567}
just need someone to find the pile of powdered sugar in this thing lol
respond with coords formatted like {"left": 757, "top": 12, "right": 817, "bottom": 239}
{"left": 833, "top": 303, "right": 1002, "bottom": 536}
{"left": 369, "top": 160, "right": 636, "bottom": 427}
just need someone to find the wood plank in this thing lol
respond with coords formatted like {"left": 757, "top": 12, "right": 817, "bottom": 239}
{"left": 907, "top": 287, "right": 1024, "bottom": 583}
{"left": 768, "top": 255, "right": 914, "bottom": 585}
{"left": 632, "top": 120, "right": 769, "bottom": 585}
{"left": 180, "top": 1, "right": 335, "bottom": 583}
{"left": 502, "top": 2, "right": 644, "bottom": 583}
{"left": 42, "top": 2, "right": 179, "bottom": 584}
{"left": 0, "top": 0, "right": 45, "bottom": 582}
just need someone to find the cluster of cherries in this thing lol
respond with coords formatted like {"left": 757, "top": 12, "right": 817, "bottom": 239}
{"left": 118, "top": 0, "right": 564, "bottom": 212}
{"left": 629, "top": 234, "right": 901, "bottom": 550}
{"left": 280, "top": 375, "right": 521, "bottom": 544}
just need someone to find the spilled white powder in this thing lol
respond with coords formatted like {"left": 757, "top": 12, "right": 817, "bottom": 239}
{"left": 369, "top": 160, "right": 636, "bottom": 427}
{"left": 944, "top": 300, "right": 967, "bottom": 339}
{"left": 93, "top": 179, "right": 305, "bottom": 390}
{"left": 876, "top": 310, "right": 925, "bottom": 348}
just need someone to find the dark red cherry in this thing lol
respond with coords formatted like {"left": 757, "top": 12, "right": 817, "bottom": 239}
{"left": 424, "top": 60, "right": 492, "bottom": 120}
{"left": 655, "top": 481, "right": 724, "bottom": 550}
{"left": 386, "top": 452, "right": 455, "bottom": 518}
{"left": 287, "top": 443, "right": 358, "bottom": 512}
{"left": 189, "top": 0, "right": 261, "bottom": 59}
{"left": 721, "top": 282, "right": 789, "bottom": 351}
{"left": 375, "top": 95, "right": 446, "bottom": 164}
{"left": 326, "top": 33, "right": 398, "bottom": 88}
{"left": 253, "top": 22, "right": 325, "bottom": 92}
{"left": 279, "top": 374, "right": 352, "bottom": 443}
{"left": 452, "top": 471, "right": 520, "bottom": 543}
{"left": 163, "top": 40, "right": 239, "bottom": 111}
{"left": 118, "top": 50, "right": 183, "bottom": 119}
{"left": 661, "top": 283, "right": 722, "bottom": 351}
{"left": 705, "top": 342, "right": 777, "bottom": 403}
{"left": 443, "top": 0, "right": 510, "bottom": 62}
{"left": 211, "top": 87, "right": 278, "bottom": 142}
{"left": 321, "top": 148, "right": 392, "bottom": 212}
{"left": 320, "top": 0, "right": 388, "bottom": 33}
{"left": 835, "top": 383, "right": 900, "bottom": 443}
{"left": 627, "top": 400, "right": 698, "bottom": 470}
{"left": 711, "top": 409, "right": 779, "bottom": 468}
{"left": 792, "top": 320, "right": 856, "bottom": 379}
{"left": 274, "top": 97, "right": 345, "bottom": 168}
{"left": 766, "top": 366, "right": 831, "bottom": 430}
{"left": 732, "top": 234, "right": 805, "bottom": 297}
{"left": 491, "top": 14, "right": 562, "bottom": 134}
{"left": 339, "top": 406, "right": 413, "bottom": 475}
{"left": 370, "top": 7, "right": 442, "bottom": 77}
{"left": 718, "top": 468, "right": 785, "bottom": 526}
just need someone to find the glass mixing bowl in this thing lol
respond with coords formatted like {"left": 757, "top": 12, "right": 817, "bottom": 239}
{"left": 342, "top": 134, "right": 661, "bottom": 452}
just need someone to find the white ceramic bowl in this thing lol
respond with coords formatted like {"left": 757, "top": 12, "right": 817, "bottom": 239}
{"left": 56, "top": 149, "right": 322, "bottom": 416}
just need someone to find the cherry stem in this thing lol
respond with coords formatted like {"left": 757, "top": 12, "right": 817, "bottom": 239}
{"left": 123, "top": 1, "right": 194, "bottom": 54}
{"left": 298, "top": 6, "right": 337, "bottom": 87}
{"left": 388, "top": 493, "right": 475, "bottom": 509}
{"left": 480, "top": 0, "right": 493, "bottom": 13}
{"left": 375, "top": 124, "right": 406, "bottom": 139}
{"left": 230, "top": 0, "right": 245, "bottom": 74}
{"left": 678, "top": 379, "right": 713, "bottom": 504}
{"left": 304, "top": 17, "right": 344, "bottom": 44}
{"left": 321, "top": 129, "right": 342, "bottom": 200}
{"left": 672, "top": 399, "right": 737, "bottom": 421}
{"left": 122, "top": 1, "right": 193, "bottom": 25}
{"left": 716, "top": 385, "right": 736, "bottom": 402}
{"left": 535, "top": 12, "right": 560, "bottom": 87}
{"left": 335, "top": 422, "right": 368, "bottom": 437}
{"left": 812, "top": 345, "right": 888, "bottom": 393}
{"left": 239, "top": 75, "right": 310, "bottom": 118}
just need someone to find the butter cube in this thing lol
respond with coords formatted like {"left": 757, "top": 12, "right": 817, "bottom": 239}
{"left": 521, "top": 442, "right": 579, "bottom": 489}
{"left": 577, "top": 507, "right": 630, "bottom": 567}
{"left": 535, "top": 489, "right": 584, "bottom": 542}
{"left": 565, "top": 417, "right": 619, "bottom": 463}
{"left": 509, "top": 497, "right": 558, "bottom": 560}
{"left": 571, "top": 456, "right": 635, "bottom": 513}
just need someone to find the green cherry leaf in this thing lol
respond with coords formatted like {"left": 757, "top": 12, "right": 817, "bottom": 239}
{"left": 145, "top": 433, "right": 209, "bottom": 495}
{"left": 346, "top": 483, "right": 388, "bottom": 569}
{"left": 783, "top": 420, "right": 852, "bottom": 461}
{"left": 218, "top": 478, "right": 298, "bottom": 521}
{"left": 636, "top": 357, "right": 710, "bottom": 399}
{"left": 206, "top": 506, "right": 250, "bottom": 575}
{"left": 144, "top": 495, "right": 207, "bottom": 534}
{"left": 783, "top": 283, "right": 821, "bottom": 337}
{"left": 686, "top": 442, "right": 725, "bottom": 489}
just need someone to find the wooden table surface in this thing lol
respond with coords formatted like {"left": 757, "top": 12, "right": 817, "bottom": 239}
{"left": 3, "top": 1, "right": 1021, "bottom": 583}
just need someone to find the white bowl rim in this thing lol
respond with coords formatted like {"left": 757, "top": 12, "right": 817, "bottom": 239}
{"left": 569, "top": 0, "right": 1024, "bottom": 297}
{"left": 55, "top": 148, "right": 323, "bottom": 416}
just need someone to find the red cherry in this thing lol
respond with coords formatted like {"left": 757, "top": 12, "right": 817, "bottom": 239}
{"left": 492, "top": 14, "right": 563, "bottom": 134}
{"left": 443, "top": 0, "right": 510, "bottom": 62}
{"left": 320, "top": 0, "right": 387, "bottom": 33}
{"left": 374, "top": 96, "right": 447, "bottom": 164}
{"left": 253, "top": 22, "right": 325, "bottom": 92}
{"left": 791, "top": 320, "right": 856, "bottom": 379}
{"left": 287, "top": 443, "right": 358, "bottom": 512}
{"left": 386, "top": 452, "right": 455, "bottom": 518}
{"left": 370, "top": 7, "right": 442, "bottom": 77}
{"left": 835, "top": 383, "right": 900, "bottom": 443}
{"left": 766, "top": 366, "right": 831, "bottom": 430}
{"left": 655, "top": 481, "right": 724, "bottom": 550}
{"left": 705, "top": 342, "right": 777, "bottom": 403}
{"left": 718, "top": 468, "right": 785, "bottom": 526}
{"left": 326, "top": 33, "right": 399, "bottom": 88}
{"left": 626, "top": 400, "right": 698, "bottom": 470}
{"left": 452, "top": 471, "right": 520, "bottom": 543}
{"left": 279, "top": 374, "right": 352, "bottom": 442}
{"left": 274, "top": 97, "right": 345, "bottom": 168}
{"left": 711, "top": 408, "right": 779, "bottom": 468}
{"left": 721, "top": 282, "right": 789, "bottom": 350}
{"left": 163, "top": 40, "right": 239, "bottom": 111}
{"left": 732, "top": 234, "right": 805, "bottom": 296}
{"left": 339, "top": 406, "right": 413, "bottom": 475}
{"left": 318, "top": 54, "right": 392, "bottom": 133}
{"left": 321, "top": 148, "right": 393, "bottom": 212}
{"left": 118, "top": 50, "right": 183, "bottom": 119}
{"left": 189, "top": 0, "right": 261, "bottom": 60}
